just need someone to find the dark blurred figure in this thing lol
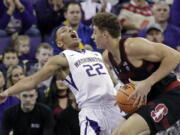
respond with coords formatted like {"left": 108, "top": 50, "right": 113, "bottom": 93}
{"left": 34, "top": 0, "right": 65, "bottom": 41}
{"left": 170, "top": 0, "right": 180, "bottom": 28}
{"left": 55, "top": 92, "right": 80, "bottom": 135}
{"left": 0, "top": 0, "right": 38, "bottom": 36}
{"left": 1, "top": 89, "right": 55, "bottom": 135}
{"left": 0, "top": 70, "right": 19, "bottom": 134}
{"left": 45, "top": 76, "right": 70, "bottom": 118}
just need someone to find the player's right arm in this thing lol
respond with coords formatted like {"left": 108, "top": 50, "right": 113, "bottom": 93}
{"left": 0, "top": 55, "right": 68, "bottom": 97}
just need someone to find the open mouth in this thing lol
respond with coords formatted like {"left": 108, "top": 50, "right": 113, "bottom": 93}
{"left": 71, "top": 32, "right": 78, "bottom": 39}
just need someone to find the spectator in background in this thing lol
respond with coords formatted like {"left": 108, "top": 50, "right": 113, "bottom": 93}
{"left": 45, "top": 76, "right": 70, "bottom": 118}
{"left": 1, "top": 89, "right": 55, "bottom": 135}
{"left": 146, "top": 24, "right": 164, "bottom": 43}
{"left": 6, "top": 65, "right": 25, "bottom": 99}
{"left": 55, "top": 91, "right": 80, "bottom": 135}
{"left": 0, "top": 0, "right": 38, "bottom": 36}
{"left": 80, "top": 0, "right": 112, "bottom": 26}
{"left": 27, "top": 43, "right": 53, "bottom": 75}
{"left": 152, "top": 2, "right": 180, "bottom": 50}
{"left": 145, "top": 23, "right": 180, "bottom": 91}
{"left": 50, "top": 1, "right": 98, "bottom": 55}
{"left": 11, "top": 34, "right": 35, "bottom": 64}
{"left": 6, "top": 65, "right": 25, "bottom": 88}
{"left": 139, "top": 2, "right": 180, "bottom": 50}
{"left": 0, "top": 70, "right": 19, "bottom": 134}
{"left": 118, "top": 0, "right": 155, "bottom": 36}
{"left": 0, "top": 48, "right": 19, "bottom": 77}
{"left": 27, "top": 43, "right": 53, "bottom": 99}
{"left": 34, "top": 0, "right": 65, "bottom": 41}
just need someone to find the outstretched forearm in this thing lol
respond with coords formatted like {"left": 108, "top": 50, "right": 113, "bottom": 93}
{"left": 5, "top": 76, "right": 37, "bottom": 96}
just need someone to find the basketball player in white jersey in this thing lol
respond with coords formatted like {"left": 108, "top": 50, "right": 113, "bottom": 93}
{"left": 0, "top": 26, "right": 125, "bottom": 135}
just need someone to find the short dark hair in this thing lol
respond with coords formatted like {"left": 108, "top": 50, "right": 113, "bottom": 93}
{"left": 93, "top": 13, "right": 121, "bottom": 38}
{"left": 51, "top": 26, "right": 64, "bottom": 51}
{"left": 64, "top": 1, "right": 82, "bottom": 13}
{"left": 2, "top": 47, "right": 18, "bottom": 60}
{"left": 36, "top": 42, "right": 52, "bottom": 54}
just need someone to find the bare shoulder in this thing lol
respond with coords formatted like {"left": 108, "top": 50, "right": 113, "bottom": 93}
{"left": 47, "top": 54, "right": 68, "bottom": 67}
{"left": 125, "top": 37, "right": 163, "bottom": 54}
{"left": 125, "top": 37, "right": 152, "bottom": 48}
{"left": 124, "top": 37, "right": 180, "bottom": 62}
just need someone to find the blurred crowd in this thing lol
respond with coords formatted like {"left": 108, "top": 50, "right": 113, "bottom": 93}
{"left": 0, "top": 0, "right": 180, "bottom": 134}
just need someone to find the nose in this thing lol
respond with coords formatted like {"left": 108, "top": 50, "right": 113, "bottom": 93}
{"left": 69, "top": 29, "right": 73, "bottom": 33}
{"left": 25, "top": 96, "right": 31, "bottom": 102}
{"left": 91, "top": 33, "right": 94, "bottom": 40}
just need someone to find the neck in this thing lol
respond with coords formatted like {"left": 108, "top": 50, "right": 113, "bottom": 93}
{"left": 67, "top": 46, "right": 81, "bottom": 51}
{"left": 38, "top": 62, "right": 44, "bottom": 69}
{"left": 68, "top": 23, "right": 79, "bottom": 32}
{"left": 107, "top": 37, "right": 121, "bottom": 54}
{"left": 156, "top": 21, "right": 167, "bottom": 31}
{"left": 58, "top": 90, "right": 68, "bottom": 98}
{"left": 21, "top": 105, "right": 35, "bottom": 113}
{"left": 0, "top": 89, "right": 7, "bottom": 104}
{"left": 107, "top": 37, "right": 121, "bottom": 63}
{"left": 58, "top": 94, "right": 68, "bottom": 98}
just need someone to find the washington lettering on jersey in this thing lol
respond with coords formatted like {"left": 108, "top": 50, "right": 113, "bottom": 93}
{"left": 62, "top": 49, "right": 116, "bottom": 109}
{"left": 74, "top": 57, "right": 103, "bottom": 68}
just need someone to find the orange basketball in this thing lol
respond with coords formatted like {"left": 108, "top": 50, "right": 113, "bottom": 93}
{"left": 116, "top": 83, "right": 144, "bottom": 114}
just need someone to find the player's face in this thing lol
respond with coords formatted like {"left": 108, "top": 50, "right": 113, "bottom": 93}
{"left": 11, "top": 66, "right": 25, "bottom": 84}
{"left": 65, "top": 4, "right": 81, "bottom": 27}
{"left": 0, "top": 71, "right": 5, "bottom": 89}
{"left": 20, "top": 90, "right": 37, "bottom": 112}
{"left": 92, "top": 26, "right": 107, "bottom": 49}
{"left": 3, "top": 53, "right": 19, "bottom": 68}
{"left": 56, "top": 26, "right": 80, "bottom": 50}
{"left": 36, "top": 48, "right": 53, "bottom": 66}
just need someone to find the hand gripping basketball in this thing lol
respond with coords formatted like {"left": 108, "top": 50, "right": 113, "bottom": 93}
{"left": 115, "top": 83, "right": 145, "bottom": 114}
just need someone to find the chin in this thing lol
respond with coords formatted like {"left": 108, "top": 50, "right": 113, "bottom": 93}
{"left": 72, "top": 42, "right": 80, "bottom": 48}
{"left": 97, "top": 45, "right": 103, "bottom": 49}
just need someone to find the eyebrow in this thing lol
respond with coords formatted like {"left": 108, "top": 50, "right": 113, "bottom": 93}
{"left": 59, "top": 27, "right": 68, "bottom": 32}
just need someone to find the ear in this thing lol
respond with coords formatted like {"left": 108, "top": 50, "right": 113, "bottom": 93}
{"left": 64, "top": 12, "right": 67, "bottom": 19}
{"left": 35, "top": 52, "right": 39, "bottom": 60}
{"left": 103, "top": 31, "right": 109, "bottom": 38}
{"left": 56, "top": 40, "right": 64, "bottom": 49}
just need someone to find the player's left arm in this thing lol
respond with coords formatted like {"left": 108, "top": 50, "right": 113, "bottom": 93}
{"left": 129, "top": 37, "right": 180, "bottom": 86}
